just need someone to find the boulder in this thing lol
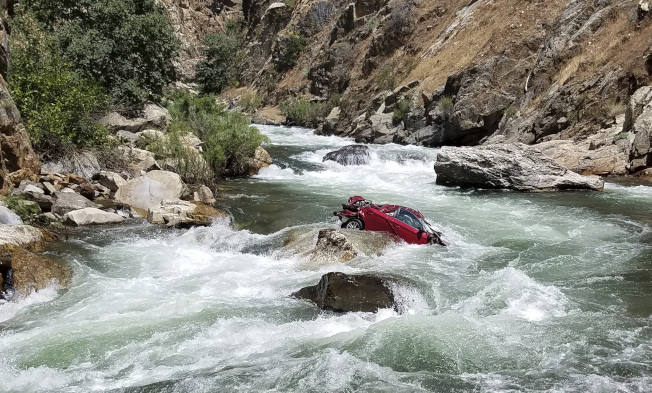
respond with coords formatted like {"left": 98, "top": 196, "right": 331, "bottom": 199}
{"left": 100, "top": 105, "right": 170, "bottom": 132}
{"left": 51, "top": 191, "right": 97, "bottom": 216}
{"left": 8, "top": 248, "right": 71, "bottom": 296}
{"left": 115, "top": 170, "right": 186, "bottom": 213}
{"left": 97, "top": 171, "right": 127, "bottom": 192}
{"left": 311, "top": 229, "right": 359, "bottom": 263}
{"left": 0, "top": 205, "right": 22, "bottom": 225}
{"left": 0, "top": 225, "right": 45, "bottom": 254}
{"left": 434, "top": 143, "right": 605, "bottom": 191}
{"left": 146, "top": 199, "right": 227, "bottom": 227}
{"left": 323, "top": 145, "right": 371, "bottom": 166}
{"left": 63, "top": 208, "right": 125, "bottom": 226}
{"left": 291, "top": 272, "right": 397, "bottom": 313}
{"left": 120, "top": 146, "right": 160, "bottom": 172}
{"left": 41, "top": 150, "right": 101, "bottom": 179}
{"left": 245, "top": 146, "right": 273, "bottom": 176}
{"left": 143, "top": 104, "right": 171, "bottom": 129}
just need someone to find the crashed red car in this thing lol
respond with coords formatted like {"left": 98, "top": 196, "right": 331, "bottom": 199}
{"left": 334, "top": 196, "right": 445, "bottom": 245}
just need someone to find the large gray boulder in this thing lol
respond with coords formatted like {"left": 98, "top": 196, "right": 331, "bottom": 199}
{"left": 63, "top": 208, "right": 125, "bottom": 226}
{"left": 0, "top": 205, "right": 22, "bottom": 225}
{"left": 97, "top": 171, "right": 127, "bottom": 192}
{"left": 146, "top": 199, "right": 227, "bottom": 227}
{"left": 323, "top": 145, "right": 371, "bottom": 166}
{"left": 114, "top": 170, "right": 186, "bottom": 213}
{"left": 292, "top": 272, "right": 397, "bottom": 313}
{"left": 434, "top": 143, "right": 604, "bottom": 191}
{"left": 51, "top": 191, "right": 98, "bottom": 216}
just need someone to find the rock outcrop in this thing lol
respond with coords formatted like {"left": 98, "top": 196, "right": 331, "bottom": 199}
{"left": 51, "top": 192, "right": 98, "bottom": 216}
{"left": 245, "top": 146, "right": 273, "bottom": 175}
{"left": 627, "top": 86, "right": 652, "bottom": 173}
{"left": 323, "top": 145, "right": 371, "bottom": 166}
{"left": 434, "top": 144, "right": 605, "bottom": 191}
{"left": 0, "top": 2, "right": 40, "bottom": 194}
{"left": 292, "top": 272, "right": 397, "bottom": 313}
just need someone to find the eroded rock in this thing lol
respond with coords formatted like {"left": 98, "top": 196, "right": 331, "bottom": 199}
{"left": 51, "top": 191, "right": 98, "bottom": 216}
{"left": 146, "top": 199, "right": 227, "bottom": 227}
{"left": 434, "top": 143, "right": 604, "bottom": 191}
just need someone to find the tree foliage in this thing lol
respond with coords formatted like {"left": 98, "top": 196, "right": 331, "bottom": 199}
{"left": 10, "top": 13, "right": 109, "bottom": 151}
{"left": 195, "top": 32, "right": 240, "bottom": 94}
{"left": 19, "top": 0, "right": 179, "bottom": 111}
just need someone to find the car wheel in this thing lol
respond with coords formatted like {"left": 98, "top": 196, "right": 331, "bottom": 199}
{"left": 341, "top": 218, "right": 364, "bottom": 230}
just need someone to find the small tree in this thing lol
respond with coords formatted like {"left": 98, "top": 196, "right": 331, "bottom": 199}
{"left": 19, "top": 0, "right": 179, "bottom": 111}
{"left": 195, "top": 33, "right": 240, "bottom": 94}
{"left": 10, "top": 13, "right": 109, "bottom": 152}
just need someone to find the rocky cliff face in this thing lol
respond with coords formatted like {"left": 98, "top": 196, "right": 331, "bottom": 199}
{"left": 0, "top": 0, "right": 40, "bottom": 194}
{"left": 155, "top": 0, "right": 242, "bottom": 81}
{"left": 165, "top": 0, "right": 652, "bottom": 175}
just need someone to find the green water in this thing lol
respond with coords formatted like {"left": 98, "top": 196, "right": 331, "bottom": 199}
{"left": 1, "top": 125, "right": 651, "bottom": 392}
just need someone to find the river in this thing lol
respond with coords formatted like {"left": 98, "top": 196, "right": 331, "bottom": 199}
{"left": 1, "top": 125, "right": 651, "bottom": 392}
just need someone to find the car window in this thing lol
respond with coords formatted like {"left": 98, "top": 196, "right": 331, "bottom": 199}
{"left": 394, "top": 208, "right": 422, "bottom": 229}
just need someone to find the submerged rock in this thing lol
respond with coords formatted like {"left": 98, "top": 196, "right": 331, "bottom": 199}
{"left": 292, "top": 272, "right": 397, "bottom": 313}
{"left": 323, "top": 145, "right": 371, "bottom": 166}
{"left": 9, "top": 248, "right": 71, "bottom": 296}
{"left": 434, "top": 143, "right": 604, "bottom": 191}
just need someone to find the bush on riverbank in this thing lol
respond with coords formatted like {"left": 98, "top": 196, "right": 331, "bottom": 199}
{"left": 160, "top": 93, "right": 268, "bottom": 179}
{"left": 280, "top": 94, "right": 340, "bottom": 128}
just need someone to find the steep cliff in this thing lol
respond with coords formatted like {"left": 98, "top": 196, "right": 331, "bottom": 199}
{"left": 155, "top": 0, "right": 242, "bottom": 81}
{"left": 0, "top": 0, "right": 40, "bottom": 194}
{"left": 164, "top": 0, "right": 652, "bottom": 175}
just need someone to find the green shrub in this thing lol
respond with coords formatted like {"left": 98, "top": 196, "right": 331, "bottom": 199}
{"left": 392, "top": 99, "right": 411, "bottom": 125}
{"left": 280, "top": 94, "right": 340, "bottom": 127}
{"left": 278, "top": 30, "right": 305, "bottom": 70}
{"left": 504, "top": 105, "right": 518, "bottom": 119}
{"left": 2, "top": 195, "right": 41, "bottom": 223}
{"left": 239, "top": 91, "right": 263, "bottom": 113}
{"left": 10, "top": 13, "right": 110, "bottom": 151}
{"left": 195, "top": 32, "right": 241, "bottom": 94}
{"left": 20, "top": 0, "right": 179, "bottom": 111}
{"left": 166, "top": 92, "right": 269, "bottom": 177}
{"left": 438, "top": 96, "right": 454, "bottom": 110}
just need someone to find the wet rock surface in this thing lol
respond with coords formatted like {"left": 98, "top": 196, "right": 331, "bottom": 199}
{"left": 323, "top": 145, "right": 371, "bottom": 166}
{"left": 63, "top": 208, "right": 125, "bottom": 226}
{"left": 435, "top": 143, "right": 605, "bottom": 191}
{"left": 8, "top": 248, "right": 71, "bottom": 297}
{"left": 292, "top": 272, "right": 397, "bottom": 313}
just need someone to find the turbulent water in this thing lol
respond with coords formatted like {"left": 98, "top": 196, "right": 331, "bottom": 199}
{"left": 1, "top": 125, "right": 652, "bottom": 393}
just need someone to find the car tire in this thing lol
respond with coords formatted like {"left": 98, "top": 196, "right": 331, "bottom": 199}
{"left": 341, "top": 218, "right": 364, "bottom": 230}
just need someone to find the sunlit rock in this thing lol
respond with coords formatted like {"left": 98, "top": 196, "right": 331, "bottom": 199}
{"left": 435, "top": 143, "right": 604, "bottom": 191}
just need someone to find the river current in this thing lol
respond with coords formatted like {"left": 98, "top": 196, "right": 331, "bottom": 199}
{"left": 1, "top": 125, "right": 651, "bottom": 392}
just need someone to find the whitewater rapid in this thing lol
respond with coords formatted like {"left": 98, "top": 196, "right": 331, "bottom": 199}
{"left": 1, "top": 125, "right": 651, "bottom": 392}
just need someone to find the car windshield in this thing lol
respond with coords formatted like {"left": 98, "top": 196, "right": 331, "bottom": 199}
{"left": 394, "top": 208, "right": 423, "bottom": 229}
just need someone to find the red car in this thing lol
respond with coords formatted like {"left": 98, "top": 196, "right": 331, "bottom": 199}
{"left": 334, "top": 196, "right": 445, "bottom": 245}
